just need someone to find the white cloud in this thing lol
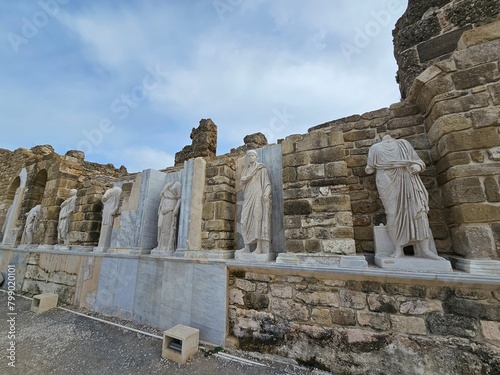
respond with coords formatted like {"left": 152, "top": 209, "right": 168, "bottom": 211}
{"left": 0, "top": 1, "right": 406, "bottom": 169}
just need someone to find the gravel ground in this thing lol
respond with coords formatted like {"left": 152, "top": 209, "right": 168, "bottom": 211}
{"left": 0, "top": 291, "right": 330, "bottom": 375}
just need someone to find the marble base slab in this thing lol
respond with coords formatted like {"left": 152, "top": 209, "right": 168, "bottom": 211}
{"left": 93, "top": 246, "right": 108, "bottom": 253}
{"left": 53, "top": 245, "right": 71, "bottom": 251}
{"left": 183, "top": 249, "right": 235, "bottom": 260}
{"left": 276, "top": 253, "right": 368, "bottom": 269}
{"left": 375, "top": 256, "right": 453, "bottom": 272}
{"left": 450, "top": 257, "right": 500, "bottom": 276}
{"left": 234, "top": 251, "right": 276, "bottom": 262}
{"left": 150, "top": 249, "right": 175, "bottom": 258}
{"left": 70, "top": 246, "right": 94, "bottom": 253}
{"left": 36, "top": 245, "right": 54, "bottom": 251}
{"left": 107, "top": 247, "right": 152, "bottom": 255}
{"left": 16, "top": 244, "right": 39, "bottom": 250}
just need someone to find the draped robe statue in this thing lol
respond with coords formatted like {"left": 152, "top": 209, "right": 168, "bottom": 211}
{"left": 101, "top": 186, "right": 122, "bottom": 226}
{"left": 237, "top": 150, "right": 272, "bottom": 254}
{"left": 22, "top": 204, "right": 41, "bottom": 245}
{"left": 58, "top": 189, "right": 77, "bottom": 244}
{"left": 366, "top": 135, "right": 444, "bottom": 260}
{"left": 154, "top": 180, "right": 182, "bottom": 253}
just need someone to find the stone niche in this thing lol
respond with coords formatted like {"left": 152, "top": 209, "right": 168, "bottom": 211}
{"left": 234, "top": 144, "right": 285, "bottom": 262}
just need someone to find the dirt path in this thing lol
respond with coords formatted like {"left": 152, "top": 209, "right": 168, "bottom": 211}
{"left": 0, "top": 291, "right": 327, "bottom": 375}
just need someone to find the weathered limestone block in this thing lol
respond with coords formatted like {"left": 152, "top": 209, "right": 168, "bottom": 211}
{"left": 452, "top": 204, "right": 500, "bottom": 224}
{"left": 344, "top": 130, "right": 376, "bottom": 142}
{"left": 400, "top": 300, "right": 443, "bottom": 315}
{"left": 427, "top": 113, "right": 471, "bottom": 145}
{"left": 442, "top": 177, "right": 486, "bottom": 206}
{"left": 451, "top": 62, "right": 500, "bottom": 90}
{"left": 357, "top": 311, "right": 391, "bottom": 331}
{"left": 297, "top": 164, "right": 324, "bottom": 181}
{"left": 470, "top": 106, "right": 500, "bottom": 128}
{"left": 270, "top": 284, "right": 292, "bottom": 299}
{"left": 295, "top": 131, "right": 329, "bottom": 152}
{"left": 311, "top": 308, "right": 332, "bottom": 325}
{"left": 339, "top": 289, "right": 366, "bottom": 309}
{"left": 427, "top": 312, "right": 478, "bottom": 338}
{"left": 452, "top": 224, "right": 497, "bottom": 258}
{"left": 390, "top": 315, "right": 427, "bottom": 335}
{"left": 367, "top": 294, "right": 398, "bottom": 313}
{"left": 295, "top": 291, "right": 340, "bottom": 307}
{"left": 272, "top": 299, "right": 309, "bottom": 321}
{"left": 428, "top": 91, "right": 490, "bottom": 124}
{"left": 437, "top": 127, "right": 500, "bottom": 158}
{"left": 480, "top": 320, "right": 500, "bottom": 343}
{"left": 331, "top": 308, "right": 356, "bottom": 325}
{"left": 229, "top": 288, "right": 244, "bottom": 305}
{"left": 443, "top": 296, "right": 500, "bottom": 321}
{"left": 235, "top": 278, "right": 256, "bottom": 292}
{"left": 484, "top": 177, "right": 500, "bottom": 202}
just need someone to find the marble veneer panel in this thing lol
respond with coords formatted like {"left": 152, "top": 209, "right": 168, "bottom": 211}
{"left": 95, "top": 256, "right": 227, "bottom": 345}
{"left": 94, "top": 257, "right": 139, "bottom": 319}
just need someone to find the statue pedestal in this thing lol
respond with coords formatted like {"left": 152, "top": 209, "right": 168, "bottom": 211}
{"left": 373, "top": 225, "right": 453, "bottom": 272}
{"left": 449, "top": 257, "right": 500, "bottom": 276}
{"left": 375, "top": 256, "right": 453, "bottom": 272}
{"left": 234, "top": 251, "right": 276, "bottom": 262}
{"left": 54, "top": 245, "right": 71, "bottom": 251}
{"left": 150, "top": 248, "right": 175, "bottom": 257}
{"left": 276, "top": 253, "right": 368, "bottom": 269}
{"left": 107, "top": 247, "right": 151, "bottom": 255}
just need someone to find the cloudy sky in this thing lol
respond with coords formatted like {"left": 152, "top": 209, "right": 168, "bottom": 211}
{"left": 1, "top": 0, "right": 407, "bottom": 173}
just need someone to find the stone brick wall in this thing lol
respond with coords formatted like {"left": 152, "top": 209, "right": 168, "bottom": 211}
{"left": 202, "top": 156, "right": 236, "bottom": 250}
{"left": 393, "top": 0, "right": 500, "bottom": 98}
{"left": 228, "top": 268, "right": 500, "bottom": 374}
{"left": 0, "top": 146, "right": 129, "bottom": 247}
{"left": 406, "top": 22, "right": 500, "bottom": 260}
{"left": 308, "top": 106, "right": 450, "bottom": 255}
{"left": 280, "top": 130, "right": 356, "bottom": 255}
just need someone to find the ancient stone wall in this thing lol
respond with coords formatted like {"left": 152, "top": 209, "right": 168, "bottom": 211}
{"left": 201, "top": 156, "right": 236, "bottom": 250}
{"left": 280, "top": 130, "right": 356, "bottom": 256}
{"left": 393, "top": 0, "right": 500, "bottom": 98}
{"left": 0, "top": 146, "right": 129, "bottom": 247}
{"left": 228, "top": 268, "right": 500, "bottom": 374}
{"left": 405, "top": 22, "right": 500, "bottom": 260}
{"left": 175, "top": 118, "right": 218, "bottom": 166}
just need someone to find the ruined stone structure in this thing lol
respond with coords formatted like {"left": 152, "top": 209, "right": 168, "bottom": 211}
{"left": 0, "top": 4, "right": 500, "bottom": 375}
{"left": 394, "top": 0, "right": 500, "bottom": 98}
{"left": 174, "top": 118, "right": 218, "bottom": 166}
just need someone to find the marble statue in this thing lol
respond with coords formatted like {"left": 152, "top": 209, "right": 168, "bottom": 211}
{"left": 1, "top": 204, "right": 13, "bottom": 240}
{"left": 21, "top": 204, "right": 41, "bottom": 245}
{"left": 366, "top": 134, "right": 444, "bottom": 261}
{"left": 101, "top": 185, "right": 122, "bottom": 226}
{"left": 57, "top": 189, "right": 77, "bottom": 244}
{"left": 94, "top": 185, "right": 122, "bottom": 252}
{"left": 237, "top": 150, "right": 272, "bottom": 254}
{"left": 154, "top": 180, "right": 182, "bottom": 254}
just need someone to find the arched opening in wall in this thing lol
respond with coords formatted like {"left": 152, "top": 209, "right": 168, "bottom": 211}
{"left": 0, "top": 176, "right": 21, "bottom": 238}
{"left": 31, "top": 169, "right": 48, "bottom": 206}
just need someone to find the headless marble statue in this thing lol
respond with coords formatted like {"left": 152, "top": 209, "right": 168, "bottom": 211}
{"left": 237, "top": 150, "right": 272, "bottom": 254}
{"left": 154, "top": 180, "right": 182, "bottom": 254}
{"left": 22, "top": 204, "right": 41, "bottom": 245}
{"left": 57, "top": 189, "right": 77, "bottom": 244}
{"left": 366, "top": 134, "right": 444, "bottom": 261}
